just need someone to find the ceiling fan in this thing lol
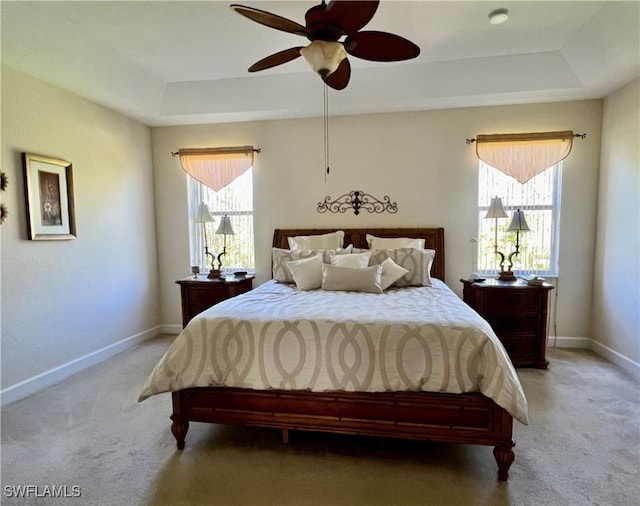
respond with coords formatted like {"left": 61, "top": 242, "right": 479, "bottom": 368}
{"left": 230, "top": 0, "right": 420, "bottom": 90}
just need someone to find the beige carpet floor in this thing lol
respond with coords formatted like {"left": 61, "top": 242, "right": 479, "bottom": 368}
{"left": 1, "top": 335, "right": 638, "bottom": 506}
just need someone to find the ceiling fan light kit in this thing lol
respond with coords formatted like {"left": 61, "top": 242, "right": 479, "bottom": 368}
{"left": 230, "top": 0, "right": 420, "bottom": 90}
{"left": 300, "top": 40, "right": 347, "bottom": 78}
{"left": 489, "top": 8, "right": 509, "bottom": 25}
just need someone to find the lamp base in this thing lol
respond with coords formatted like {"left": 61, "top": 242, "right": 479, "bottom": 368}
{"left": 207, "top": 269, "right": 222, "bottom": 279}
{"left": 497, "top": 270, "right": 517, "bottom": 282}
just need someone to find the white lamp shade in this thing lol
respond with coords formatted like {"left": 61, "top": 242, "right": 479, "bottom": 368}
{"left": 507, "top": 209, "right": 531, "bottom": 232}
{"left": 484, "top": 197, "right": 508, "bottom": 219}
{"left": 215, "top": 215, "right": 235, "bottom": 235}
{"left": 194, "top": 203, "right": 215, "bottom": 223}
{"left": 300, "top": 40, "right": 347, "bottom": 78}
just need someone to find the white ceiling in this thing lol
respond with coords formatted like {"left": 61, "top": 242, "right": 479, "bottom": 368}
{"left": 2, "top": 1, "right": 638, "bottom": 127}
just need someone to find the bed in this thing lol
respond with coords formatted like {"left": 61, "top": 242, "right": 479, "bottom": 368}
{"left": 139, "top": 228, "right": 527, "bottom": 480}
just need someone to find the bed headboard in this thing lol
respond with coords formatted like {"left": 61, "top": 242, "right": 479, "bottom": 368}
{"left": 272, "top": 228, "right": 445, "bottom": 281}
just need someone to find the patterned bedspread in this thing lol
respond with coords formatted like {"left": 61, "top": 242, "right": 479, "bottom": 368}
{"left": 139, "top": 279, "right": 529, "bottom": 424}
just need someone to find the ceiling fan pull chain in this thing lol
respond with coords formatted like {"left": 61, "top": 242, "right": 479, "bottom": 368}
{"left": 324, "top": 83, "right": 330, "bottom": 183}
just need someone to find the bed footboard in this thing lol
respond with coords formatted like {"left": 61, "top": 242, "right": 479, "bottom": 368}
{"left": 170, "top": 387, "right": 515, "bottom": 480}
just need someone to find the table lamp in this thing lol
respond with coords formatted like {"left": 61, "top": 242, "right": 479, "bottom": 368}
{"left": 194, "top": 203, "right": 217, "bottom": 279}
{"left": 500, "top": 209, "right": 531, "bottom": 281}
{"left": 212, "top": 215, "right": 235, "bottom": 277}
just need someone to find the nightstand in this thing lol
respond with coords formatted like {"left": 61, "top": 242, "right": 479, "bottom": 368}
{"left": 460, "top": 278, "right": 554, "bottom": 369}
{"left": 176, "top": 275, "right": 254, "bottom": 327}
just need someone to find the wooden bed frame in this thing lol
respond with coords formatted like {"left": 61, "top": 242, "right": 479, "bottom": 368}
{"left": 170, "top": 228, "right": 516, "bottom": 480}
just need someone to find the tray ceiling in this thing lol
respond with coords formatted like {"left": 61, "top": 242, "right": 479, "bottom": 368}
{"left": 2, "top": 1, "right": 638, "bottom": 126}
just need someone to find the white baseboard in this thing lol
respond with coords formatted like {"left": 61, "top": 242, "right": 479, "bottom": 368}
{"left": 589, "top": 340, "right": 640, "bottom": 379}
{"left": 547, "top": 336, "right": 592, "bottom": 348}
{"left": 3, "top": 327, "right": 635, "bottom": 408}
{"left": 0, "top": 326, "right": 163, "bottom": 408}
{"left": 159, "top": 324, "right": 182, "bottom": 335}
{"left": 549, "top": 336, "right": 640, "bottom": 378}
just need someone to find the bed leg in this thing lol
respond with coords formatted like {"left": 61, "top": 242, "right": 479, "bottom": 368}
{"left": 282, "top": 428, "right": 289, "bottom": 444}
{"left": 170, "top": 419, "right": 189, "bottom": 450}
{"left": 493, "top": 444, "right": 515, "bottom": 481}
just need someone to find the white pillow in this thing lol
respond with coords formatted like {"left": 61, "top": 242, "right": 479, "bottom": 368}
{"left": 330, "top": 251, "right": 372, "bottom": 269}
{"left": 321, "top": 264, "right": 383, "bottom": 294}
{"left": 380, "top": 257, "right": 410, "bottom": 290}
{"left": 286, "top": 254, "right": 323, "bottom": 290}
{"left": 272, "top": 246, "right": 352, "bottom": 283}
{"left": 369, "top": 248, "right": 435, "bottom": 287}
{"left": 288, "top": 231, "right": 345, "bottom": 250}
{"left": 366, "top": 234, "right": 425, "bottom": 250}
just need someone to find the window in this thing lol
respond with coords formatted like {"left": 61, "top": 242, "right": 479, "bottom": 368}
{"left": 187, "top": 170, "right": 255, "bottom": 273}
{"left": 477, "top": 161, "right": 562, "bottom": 277}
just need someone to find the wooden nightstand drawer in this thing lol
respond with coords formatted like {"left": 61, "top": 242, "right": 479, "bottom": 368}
{"left": 187, "top": 286, "right": 226, "bottom": 305}
{"left": 484, "top": 314, "right": 538, "bottom": 333}
{"left": 187, "top": 303, "right": 217, "bottom": 320}
{"left": 500, "top": 337, "right": 537, "bottom": 362}
{"left": 485, "top": 291, "right": 538, "bottom": 313}
{"left": 177, "top": 276, "right": 254, "bottom": 327}
{"left": 460, "top": 278, "right": 553, "bottom": 369}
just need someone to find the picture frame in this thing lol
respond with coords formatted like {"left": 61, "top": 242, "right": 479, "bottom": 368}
{"left": 23, "top": 153, "right": 76, "bottom": 240}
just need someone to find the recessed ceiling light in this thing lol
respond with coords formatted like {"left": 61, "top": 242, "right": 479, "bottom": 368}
{"left": 489, "top": 8, "right": 509, "bottom": 25}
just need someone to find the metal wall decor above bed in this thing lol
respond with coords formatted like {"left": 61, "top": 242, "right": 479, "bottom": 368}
{"left": 317, "top": 190, "right": 398, "bottom": 215}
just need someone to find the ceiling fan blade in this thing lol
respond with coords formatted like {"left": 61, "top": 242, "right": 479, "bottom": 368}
{"left": 248, "top": 47, "right": 303, "bottom": 72}
{"left": 230, "top": 4, "right": 309, "bottom": 37}
{"left": 325, "top": 0, "right": 379, "bottom": 35}
{"left": 323, "top": 58, "right": 351, "bottom": 90}
{"left": 345, "top": 31, "right": 420, "bottom": 62}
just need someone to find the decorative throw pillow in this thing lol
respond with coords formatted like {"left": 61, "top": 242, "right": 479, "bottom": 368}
{"left": 288, "top": 230, "right": 345, "bottom": 250}
{"left": 321, "top": 264, "right": 383, "bottom": 294}
{"left": 330, "top": 251, "right": 372, "bottom": 269}
{"left": 369, "top": 248, "right": 435, "bottom": 287}
{"left": 366, "top": 234, "right": 425, "bottom": 250}
{"left": 272, "top": 246, "right": 352, "bottom": 282}
{"left": 286, "top": 254, "right": 323, "bottom": 291}
{"left": 379, "top": 257, "right": 410, "bottom": 290}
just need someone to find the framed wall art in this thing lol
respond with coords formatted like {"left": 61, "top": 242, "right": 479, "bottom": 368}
{"left": 23, "top": 153, "right": 76, "bottom": 240}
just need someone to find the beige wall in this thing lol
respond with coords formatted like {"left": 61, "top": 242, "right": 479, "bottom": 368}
{"left": 2, "top": 61, "right": 635, "bottom": 399}
{"left": 4, "top": 59, "right": 636, "bottom": 398}
{"left": 592, "top": 79, "right": 640, "bottom": 369}
{"left": 151, "top": 100, "right": 603, "bottom": 340}
{"left": 1, "top": 66, "right": 159, "bottom": 392}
